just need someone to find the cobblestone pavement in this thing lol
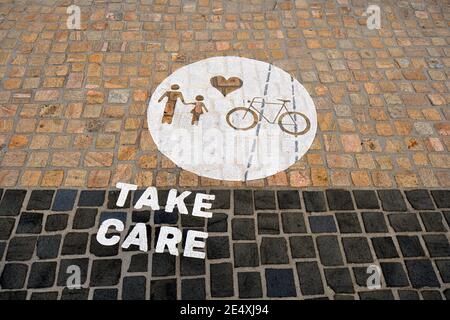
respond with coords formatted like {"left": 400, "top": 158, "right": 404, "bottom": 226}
{"left": 0, "top": 0, "right": 449, "bottom": 301}
{"left": 0, "top": 187, "right": 449, "bottom": 300}
{"left": 0, "top": 0, "right": 449, "bottom": 189}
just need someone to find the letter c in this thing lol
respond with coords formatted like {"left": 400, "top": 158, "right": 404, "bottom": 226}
{"left": 96, "top": 218, "right": 124, "bottom": 246}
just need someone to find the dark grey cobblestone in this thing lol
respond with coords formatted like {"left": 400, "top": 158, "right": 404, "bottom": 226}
{"left": 281, "top": 212, "right": 306, "bottom": 233}
{"left": 361, "top": 212, "right": 388, "bottom": 233}
{"left": 45, "top": 214, "right": 68, "bottom": 232}
{"left": 324, "top": 268, "right": 354, "bottom": 294}
{"left": 52, "top": 190, "right": 77, "bottom": 212}
{"left": 277, "top": 190, "right": 301, "bottom": 210}
{"left": 0, "top": 188, "right": 448, "bottom": 300}
{"left": 371, "top": 237, "right": 399, "bottom": 259}
{"left": 238, "top": 272, "right": 262, "bottom": 298}
{"left": 353, "top": 190, "right": 379, "bottom": 209}
{"left": 27, "top": 190, "right": 54, "bottom": 211}
{"left": 181, "top": 278, "right": 205, "bottom": 300}
{"left": 405, "top": 190, "right": 435, "bottom": 210}
{"left": 16, "top": 212, "right": 43, "bottom": 234}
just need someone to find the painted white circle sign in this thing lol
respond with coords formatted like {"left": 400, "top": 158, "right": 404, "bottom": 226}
{"left": 147, "top": 56, "right": 317, "bottom": 181}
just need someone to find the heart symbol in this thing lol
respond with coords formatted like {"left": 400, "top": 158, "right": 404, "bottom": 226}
{"left": 210, "top": 76, "right": 243, "bottom": 97}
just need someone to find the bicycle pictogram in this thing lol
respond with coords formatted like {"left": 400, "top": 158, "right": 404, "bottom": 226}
{"left": 226, "top": 97, "right": 311, "bottom": 136}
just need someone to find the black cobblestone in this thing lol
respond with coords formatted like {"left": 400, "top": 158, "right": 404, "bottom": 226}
{"left": 335, "top": 212, "right": 362, "bottom": 233}
{"left": 352, "top": 267, "right": 370, "bottom": 287}
{"left": 316, "top": 236, "right": 344, "bottom": 266}
{"left": 78, "top": 190, "right": 105, "bottom": 207}
{"left": 234, "top": 190, "right": 253, "bottom": 215}
{"left": 405, "top": 189, "right": 435, "bottom": 210}
{"left": 423, "top": 234, "right": 450, "bottom": 257}
{"left": 207, "top": 212, "right": 228, "bottom": 232}
{"left": 397, "top": 235, "right": 425, "bottom": 257}
{"left": 309, "top": 215, "right": 337, "bottom": 233}
{"left": 36, "top": 235, "right": 61, "bottom": 259}
{"left": 181, "top": 214, "right": 205, "bottom": 228}
{"left": 371, "top": 237, "right": 399, "bottom": 259}
{"left": 398, "top": 290, "right": 420, "bottom": 300}
{"left": 296, "top": 261, "right": 324, "bottom": 296}
{"left": 303, "top": 191, "right": 327, "bottom": 212}
{"left": 388, "top": 213, "right": 422, "bottom": 232}
{"left": 361, "top": 212, "right": 388, "bottom": 233}
{"left": 342, "top": 237, "right": 373, "bottom": 263}
{"left": 132, "top": 210, "right": 150, "bottom": 223}
{"left": 90, "top": 259, "right": 122, "bottom": 287}
{"left": 152, "top": 253, "right": 176, "bottom": 276}
{"left": 232, "top": 218, "right": 255, "bottom": 240}
{"left": 180, "top": 256, "right": 205, "bottom": 276}
{"left": 290, "top": 236, "right": 315, "bottom": 259}
{"left": 0, "top": 190, "right": 27, "bottom": 216}
{"left": 238, "top": 272, "right": 263, "bottom": 298}
{"left": 405, "top": 259, "right": 440, "bottom": 288}
{"left": 206, "top": 236, "right": 230, "bottom": 259}
{"left": 181, "top": 278, "right": 205, "bottom": 300}
{"left": 435, "top": 260, "right": 450, "bottom": 283}
{"left": 52, "top": 189, "right": 77, "bottom": 212}
{"left": 380, "top": 262, "right": 409, "bottom": 287}
{"left": 0, "top": 263, "right": 28, "bottom": 289}
{"left": 61, "top": 232, "right": 89, "bottom": 255}
{"left": 16, "top": 212, "right": 43, "bottom": 234}
{"left": 444, "top": 211, "right": 450, "bottom": 228}
{"left": 431, "top": 190, "right": 450, "bottom": 208}
{"left": 324, "top": 268, "right": 354, "bottom": 294}
{"left": 27, "top": 261, "right": 57, "bottom": 288}
{"left": 420, "top": 212, "right": 447, "bottom": 232}
{"left": 260, "top": 237, "right": 289, "bottom": 264}
{"left": 30, "top": 292, "right": 58, "bottom": 300}
{"left": 73, "top": 208, "right": 98, "bottom": 229}
{"left": 100, "top": 211, "right": 126, "bottom": 224}
{"left": 265, "top": 268, "right": 296, "bottom": 297}
{"left": 90, "top": 233, "right": 119, "bottom": 257}
{"left": 257, "top": 212, "right": 279, "bottom": 234}
{"left": 128, "top": 253, "right": 148, "bottom": 273}
{"left": 154, "top": 209, "right": 178, "bottom": 224}
{"left": 210, "top": 190, "right": 230, "bottom": 209}
{"left": 254, "top": 190, "right": 276, "bottom": 210}
{"left": 93, "top": 289, "right": 118, "bottom": 300}
{"left": 277, "top": 190, "right": 301, "bottom": 209}
{"left": 150, "top": 279, "right": 177, "bottom": 300}
{"left": 378, "top": 189, "right": 407, "bottom": 211}
{"left": 421, "top": 290, "right": 443, "bottom": 300}
{"left": 123, "top": 276, "right": 146, "bottom": 300}
{"left": 0, "top": 242, "right": 5, "bottom": 260}
{"left": 210, "top": 263, "right": 233, "bottom": 297}
{"left": 0, "top": 218, "right": 15, "bottom": 240}
{"left": 359, "top": 290, "right": 394, "bottom": 300}
{"left": 353, "top": 190, "right": 379, "bottom": 209}
{"left": 326, "top": 189, "right": 354, "bottom": 211}
{"left": 61, "top": 288, "right": 89, "bottom": 300}
{"left": 27, "top": 190, "right": 54, "bottom": 210}
{"left": 281, "top": 212, "right": 306, "bottom": 233}
{"left": 45, "top": 214, "right": 68, "bottom": 232}
{"left": 0, "top": 291, "right": 27, "bottom": 300}
{"left": 6, "top": 236, "right": 37, "bottom": 261}
{"left": 233, "top": 243, "right": 259, "bottom": 267}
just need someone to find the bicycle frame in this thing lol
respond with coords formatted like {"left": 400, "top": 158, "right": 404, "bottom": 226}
{"left": 243, "top": 97, "right": 290, "bottom": 124}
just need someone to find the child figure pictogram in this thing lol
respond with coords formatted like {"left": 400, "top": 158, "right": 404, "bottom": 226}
{"left": 190, "top": 95, "right": 208, "bottom": 126}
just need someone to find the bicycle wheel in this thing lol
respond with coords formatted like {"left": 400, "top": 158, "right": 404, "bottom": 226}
{"left": 278, "top": 111, "right": 311, "bottom": 136}
{"left": 226, "top": 107, "right": 258, "bottom": 131}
